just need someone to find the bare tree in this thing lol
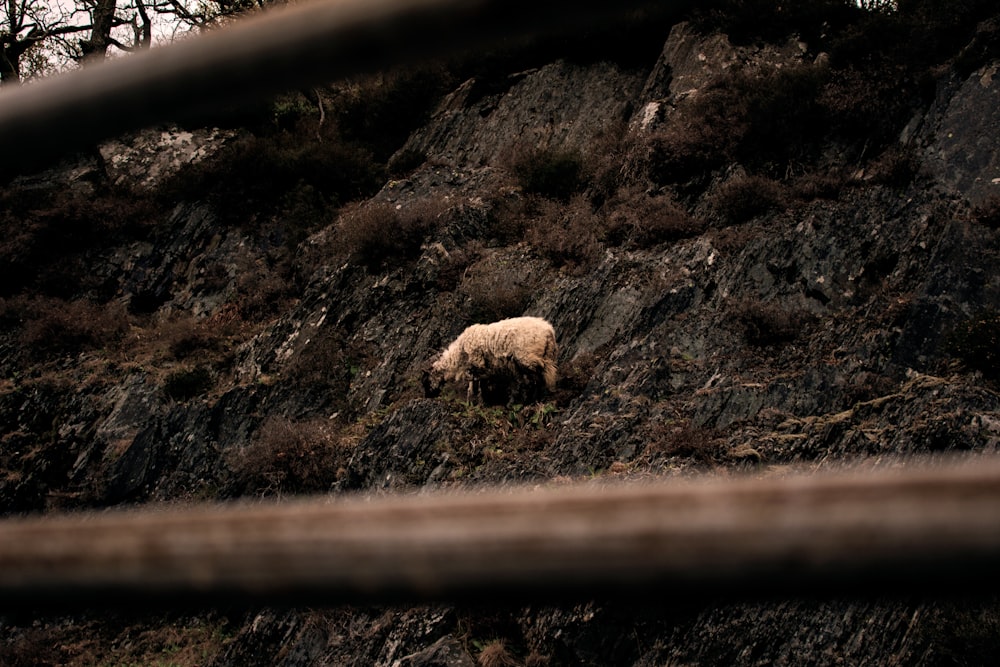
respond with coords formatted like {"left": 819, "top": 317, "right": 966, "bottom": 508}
{"left": 1, "top": 0, "right": 267, "bottom": 84}
{"left": 1, "top": 0, "right": 93, "bottom": 84}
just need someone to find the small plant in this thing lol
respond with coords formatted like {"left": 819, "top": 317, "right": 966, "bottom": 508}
{"left": 477, "top": 638, "right": 519, "bottom": 667}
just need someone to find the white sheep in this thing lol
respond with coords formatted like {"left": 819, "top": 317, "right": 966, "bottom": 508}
{"left": 422, "top": 316, "right": 558, "bottom": 404}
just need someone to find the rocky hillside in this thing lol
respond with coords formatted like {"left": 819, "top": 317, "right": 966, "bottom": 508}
{"left": 3, "top": 1, "right": 1000, "bottom": 665}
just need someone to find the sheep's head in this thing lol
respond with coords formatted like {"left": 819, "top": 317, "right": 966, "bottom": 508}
{"left": 421, "top": 362, "right": 444, "bottom": 398}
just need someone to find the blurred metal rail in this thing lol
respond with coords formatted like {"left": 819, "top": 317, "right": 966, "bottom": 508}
{"left": 3, "top": 458, "right": 1000, "bottom": 608}
{"left": 0, "top": 0, "right": 683, "bottom": 178}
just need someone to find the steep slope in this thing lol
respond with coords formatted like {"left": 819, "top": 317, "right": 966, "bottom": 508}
{"left": 3, "top": 3, "right": 1000, "bottom": 665}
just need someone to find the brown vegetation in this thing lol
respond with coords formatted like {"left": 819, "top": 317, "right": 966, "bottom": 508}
{"left": 228, "top": 417, "right": 355, "bottom": 496}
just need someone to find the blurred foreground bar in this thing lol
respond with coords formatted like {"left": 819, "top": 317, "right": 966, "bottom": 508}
{"left": 3, "top": 457, "right": 1000, "bottom": 609}
{"left": 0, "top": 0, "right": 685, "bottom": 179}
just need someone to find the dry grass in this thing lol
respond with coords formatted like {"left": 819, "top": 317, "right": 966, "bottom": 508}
{"left": 478, "top": 638, "right": 520, "bottom": 667}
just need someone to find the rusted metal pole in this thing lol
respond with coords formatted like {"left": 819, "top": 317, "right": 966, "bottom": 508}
{"left": 0, "top": 0, "right": 683, "bottom": 179}
{"left": 3, "top": 458, "right": 1000, "bottom": 608}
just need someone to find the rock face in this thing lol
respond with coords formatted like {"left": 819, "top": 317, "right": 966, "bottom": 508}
{"left": 401, "top": 60, "right": 646, "bottom": 165}
{"left": 4, "top": 12, "right": 1000, "bottom": 667}
{"left": 919, "top": 61, "right": 1000, "bottom": 205}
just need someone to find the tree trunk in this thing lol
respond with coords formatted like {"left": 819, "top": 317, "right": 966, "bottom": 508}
{"left": 80, "top": 0, "right": 118, "bottom": 64}
{"left": 0, "top": 42, "right": 23, "bottom": 85}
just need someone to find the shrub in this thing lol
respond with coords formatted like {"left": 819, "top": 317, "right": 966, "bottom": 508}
{"left": 230, "top": 255, "right": 294, "bottom": 322}
{"left": 8, "top": 295, "right": 129, "bottom": 359}
{"left": 642, "top": 101, "right": 742, "bottom": 185}
{"left": 286, "top": 329, "right": 369, "bottom": 415}
{"left": 689, "top": 0, "right": 855, "bottom": 46}
{"left": 525, "top": 195, "right": 602, "bottom": 273}
{"left": 459, "top": 257, "right": 536, "bottom": 322}
{"left": 552, "top": 351, "right": 598, "bottom": 407}
{"left": 334, "top": 66, "right": 456, "bottom": 162}
{"left": 643, "top": 64, "right": 827, "bottom": 184}
{"left": 603, "top": 190, "right": 704, "bottom": 248}
{"left": 163, "top": 365, "right": 214, "bottom": 402}
{"left": 507, "top": 146, "right": 586, "bottom": 201}
{"left": 229, "top": 417, "right": 353, "bottom": 496}
{"left": 948, "top": 310, "right": 1000, "bottom": 382}
{"left": 584, "top": 120, "right": 637, "bottom": 204}
{"left": 0, "top": 185, "right": 158, "bottom": 297}
{"left": 158, "top": 315, "right": 227, "bottom": 360}
{"left": 709, "top": 174, "right": 786, "bottom": 226}
{"left": 0, "top": 628, "right": 63, "bottom": 667}
{"left": 162, "top": 128, "right": 385, "bottom": 228}
{"left": 338, "top": 199, "right": 448, "bottom": 272}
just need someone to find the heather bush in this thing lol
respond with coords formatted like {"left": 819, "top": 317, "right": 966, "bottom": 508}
{"left": 584, "top": 120, "right": 637, "bottom": 204}
{"left": 708, "top": 174, "right": 786, "bottom": 226}
{"left": 334, "top": 66, "right": 456, "bottom": 162}
{"left": 551, "top": 350, "right": 599, "bottom": 407}
{"left": 165, "top": 130, "right": 384, "bottom": 226}
{"left": 229, "top": 417, "right": 353, "bottom": 496}
{"left": 286, "top": 329, "right": 368, "bottom": 416}
{"left": 790, "top": 170, "right": 854, "bottom": 201}
{"left": 689, "top": 0, "right": 855, "bottom": 46}
{"left": 5, "top": 295, "right": 129, "bottom": 359}
{"left": 387, "top": 147, "right": 428, "bottom": 177}
{"left": 0, "top": 628, "right": 63, "bottom": 667}
{"left": 459, "top": 258, "right": 536, "bottom": 322}
{"left": 0, "top": 185, "right": 158, "bottom": 297}
{"left": 524, "top": 196, "right": 602, "bottom": 273}
{"left": 603, "top": 189, "right": 703, "bottom": 248}
{"left": 338, "top": 199, "right": 449, "bottom": 272}
{"left": 642, "top": 97, "right": 742, "bottom": 185}
{"left": 645, "top": 63, "right": 827, "bottom": 181}
{"left": 864, "top": 146, "right": 920, "bottom": 188}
